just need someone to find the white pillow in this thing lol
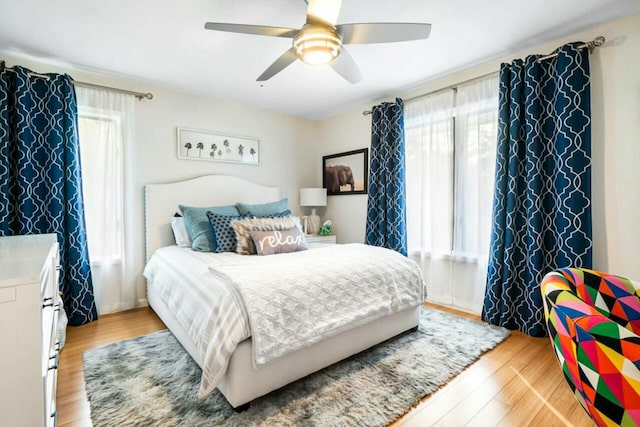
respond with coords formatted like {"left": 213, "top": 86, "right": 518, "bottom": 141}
{"left": 291, "top": 216, "right": 303, "bottom": 232}
{"left": 171, "top": 217, "right": 192, "bottom": 247}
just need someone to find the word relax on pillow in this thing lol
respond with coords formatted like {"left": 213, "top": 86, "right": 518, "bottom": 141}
{"left": 249, "top": 228, "right": 307, "bottom": 256}
{"left": 231, "top": 216, "right": 301, "bottom": 255}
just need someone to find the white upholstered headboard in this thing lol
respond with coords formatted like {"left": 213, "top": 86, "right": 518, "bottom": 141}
{"left": 145, "top": 174, "right": 281, "bottom": 261}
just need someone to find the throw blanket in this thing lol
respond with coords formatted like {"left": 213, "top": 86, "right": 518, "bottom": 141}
{"left": 144, "top": 244, "right": 426, "bottom": 399}
{"left": 208, "top": 243, "right": 426, "bottom": 366}
{"left": 144, "top": 248, "right": 250, "bottom": 398}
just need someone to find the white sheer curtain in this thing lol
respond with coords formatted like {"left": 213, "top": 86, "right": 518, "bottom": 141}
{"left": 454, "top": 76, "right": 500, "bottom": 311}
{"left": 405, "top": 74, "right": 499, "bottom": 313}
{"left": 405, "top": 90, "right": 455, "bottom": 257}
{"left": 76, "top": 87, "right": 136, "bottom": 314}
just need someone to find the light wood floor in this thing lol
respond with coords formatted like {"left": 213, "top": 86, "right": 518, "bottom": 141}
{"left": 57, "top": 304, "right": 593, "bottom": 427}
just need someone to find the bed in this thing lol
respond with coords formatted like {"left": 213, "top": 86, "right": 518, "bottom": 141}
{"left": 143, "top": 174, "right": 425, "bottom": 409}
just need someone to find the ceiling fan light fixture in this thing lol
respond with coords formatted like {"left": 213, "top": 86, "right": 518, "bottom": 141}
{"left": 293, "top": 25, "right": 341, "bottom": 65}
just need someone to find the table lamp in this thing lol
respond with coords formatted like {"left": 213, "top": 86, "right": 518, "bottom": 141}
{"left": 300, "top": 188, "right": 327, "bottom": 235}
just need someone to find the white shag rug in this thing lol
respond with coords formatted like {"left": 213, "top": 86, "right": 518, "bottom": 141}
{"left": 83, "top": 308, "right": 509, "bottom": 426}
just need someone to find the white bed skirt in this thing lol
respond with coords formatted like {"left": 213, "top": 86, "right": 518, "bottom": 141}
{"left": 148, "top": 284, "right": 420, "bottom": 408}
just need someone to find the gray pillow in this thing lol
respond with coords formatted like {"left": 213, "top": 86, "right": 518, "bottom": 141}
{"left": 249, "top": 227, "right": 307, "bottom": 256}
{"left": 231, "top": 216, "right": 302, "bottom": 255}
{"left": 236, "top": 198, "right": 288, "bottom": 216}
{"left": 179, "top": 204, "right": 240, "bottom": 252}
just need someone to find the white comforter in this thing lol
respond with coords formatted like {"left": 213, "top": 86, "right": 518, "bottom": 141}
{"left": 144, "top": 243, "right": 426, "bottom": 398}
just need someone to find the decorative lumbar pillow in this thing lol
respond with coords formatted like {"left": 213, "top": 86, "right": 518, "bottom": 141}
{"left": 179, "top": 204, "right": 240, "bottom": 252}
{"left": 206, "top": 211, "right": 252, "bottom": 253}
{"left": 170, "top": 216, "right": 192, "bottom": 247}
{"left": 249, "top": 227, "right": 307, "bottom": 256}
{"left": 231, "top": 216, "right": 302, "bottom": 255}
{"left": 236, "top": 198, "right": 288, "bottom": 216}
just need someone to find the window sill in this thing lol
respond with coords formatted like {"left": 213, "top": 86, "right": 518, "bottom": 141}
{"left": 408, "top": 251, "right": 478, "bottom": 264}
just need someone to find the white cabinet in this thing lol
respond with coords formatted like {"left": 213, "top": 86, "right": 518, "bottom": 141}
{"left": 0, "top": 234, "right": 60, "bottom": 427}
{"left": 305, "top": 234, "right": 337, "bottom": 247}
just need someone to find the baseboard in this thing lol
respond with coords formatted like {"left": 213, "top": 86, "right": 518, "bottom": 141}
{"left": 138, "top": 298, "right": 149, "bottom": 307}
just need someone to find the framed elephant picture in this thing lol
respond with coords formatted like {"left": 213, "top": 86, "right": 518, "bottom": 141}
{"left": 322, "top": 148, "right": 368, "bottom": 195}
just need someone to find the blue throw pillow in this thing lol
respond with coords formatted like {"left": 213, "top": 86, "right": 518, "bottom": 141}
{"left": 236, "top": 198, "right": 288, "bottom": 217}
{"left": 207, "top": 211, "right": 252, "bottom": 253}
{"left": 179, "top": 204, "right": 240, "bottom": 252}
{"left": 247, "top": 209, "right": 291, "bottom": 219}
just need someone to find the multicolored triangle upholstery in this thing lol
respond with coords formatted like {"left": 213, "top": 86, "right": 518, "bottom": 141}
{"left": 542, "top": 268, "right": 640, "bottom": 426}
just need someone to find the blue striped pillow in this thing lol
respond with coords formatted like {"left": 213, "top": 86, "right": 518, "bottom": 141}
{"left": 250, "top": 209, "right": 291, "bottom": 219}
{"left": 236, "top": 198, "right": 288, "bottom": 216}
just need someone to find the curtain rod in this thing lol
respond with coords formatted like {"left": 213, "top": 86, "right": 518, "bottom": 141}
{"left": 362, "top": 70, "right": 497, "bottom": 116}
{"left": 362, "top": 35, "right": 606, "bottom": 116}
{"left": 3, "top": 66, "right": 153, "bottom": 101}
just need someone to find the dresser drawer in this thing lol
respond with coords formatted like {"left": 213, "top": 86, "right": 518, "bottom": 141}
{"left": 40, "top": 262, "right": 54, "bottom": 302}
{"left": 42, "top": 305, "right": 59, "bottom": 375}
{"left": 0, "top": 287, "right": 16, "bottom": 304}
{"left": 40, "top": 242, "right": 59, "bottom": 302}
{"left": 52, "top": 243, "right": 60, "bottom": 297}
{"left": 43, "top": 362, "right": 57, "bottom": 427}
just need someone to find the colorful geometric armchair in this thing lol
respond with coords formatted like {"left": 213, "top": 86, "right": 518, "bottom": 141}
{"left": 541, "top": 268, "right": 640, "bottom": 427}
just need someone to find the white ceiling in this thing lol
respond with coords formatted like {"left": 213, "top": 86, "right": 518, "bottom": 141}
{"left": 1, "top": 0, "right": 638, "bottom": 120}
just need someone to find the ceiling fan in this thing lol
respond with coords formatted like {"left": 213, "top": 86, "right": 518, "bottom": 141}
{"left": 204, "top": 0, "right": 431, "bottom": 84}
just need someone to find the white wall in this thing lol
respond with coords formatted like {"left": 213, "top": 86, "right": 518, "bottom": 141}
{"left": 130, "top": 89, "right": 318, "bottom": 303}
{"left": 315, "top": 109, "right": 372, "bottom": 243}
{"left": 3, "top": 11, "right": 639, "bottom": 309}
{"left": 316, "top": 13, "right": 640, "bottom": 280}
{"left": 2, "top": 54, "right": 319, "bottom": 306}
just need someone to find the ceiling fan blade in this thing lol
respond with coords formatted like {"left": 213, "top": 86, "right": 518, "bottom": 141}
{"left": 306, "top": 0, "right": 342, "bottom": 26}
{"left": 257, "top": 48, "right": 298, "bottom": 81}
{"left": 204, "top": 23, "right": 298, "bottom": 38}
{"left": 337, "top": 23, "right": 431, "bottom": 44}
{"left": 330, "top": 47, "right": 363, "bottom": 84}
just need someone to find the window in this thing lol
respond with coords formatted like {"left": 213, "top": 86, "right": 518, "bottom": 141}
{"left": 78, "top": 114, "right": 123, "bottom": 263}
{"left": 76, "top": 87, "right": 136, "bottom": 314}
{"left": 405, "top": 90, "right": 455, "bottom": 258}
{"left": 405, "top": 75, "right": 499, "bottom": 313}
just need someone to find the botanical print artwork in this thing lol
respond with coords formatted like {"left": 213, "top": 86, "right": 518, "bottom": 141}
{"left": 177, "top": 127, "right": 260, "bottom": 165}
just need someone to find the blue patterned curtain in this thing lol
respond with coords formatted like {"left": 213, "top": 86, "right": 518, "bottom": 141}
{"left": 0, "top": 63, "right": 97, "bottom": 325}
{"left": 482, "top": 43, "right": 592, "bottom": 336}
{"left": 365, "top": 98, "right": 407, "bottom": 256}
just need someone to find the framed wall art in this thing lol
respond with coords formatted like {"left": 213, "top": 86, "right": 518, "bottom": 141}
{"left": 176, "top": 127, "right": 260, "bottom": 165}
{"left": 322, "top": 148, "right": 368, "bottom": 195}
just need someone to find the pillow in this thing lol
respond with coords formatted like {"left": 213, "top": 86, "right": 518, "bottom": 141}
{"left": 170, "top": 217, "right": 192, "bottom": 247}
{"left": 250, "top": 227, "right": 307, "bottom": 256}
{"left": 179, "top": 204, "right": 240, "bottom": 252}
{"left": 206, "top": 211, "right": 252, "bottom": 253}
{"left": 231, "top": 216, "right": 302, "bottom": 255}
{"left": 236, "top": 198, "right": 288, "bottom": 216}
{"left": 249, "top": 209, "right": 291, "bottom": 219}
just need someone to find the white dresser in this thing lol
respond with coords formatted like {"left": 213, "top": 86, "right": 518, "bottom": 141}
{"left": 0, "top": 234, "right": 60, "bottom": 427}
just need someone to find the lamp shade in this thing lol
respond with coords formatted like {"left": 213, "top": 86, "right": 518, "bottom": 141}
{"left": 300, "top": 188, "right": 327, "bottom": 207}
{"left": 293, "top": 26, "right": 341, "bottom": 65}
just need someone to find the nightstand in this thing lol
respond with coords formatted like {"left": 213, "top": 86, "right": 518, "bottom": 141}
{"left": 305, "top": 235, "right": 337, "bottom": 247}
